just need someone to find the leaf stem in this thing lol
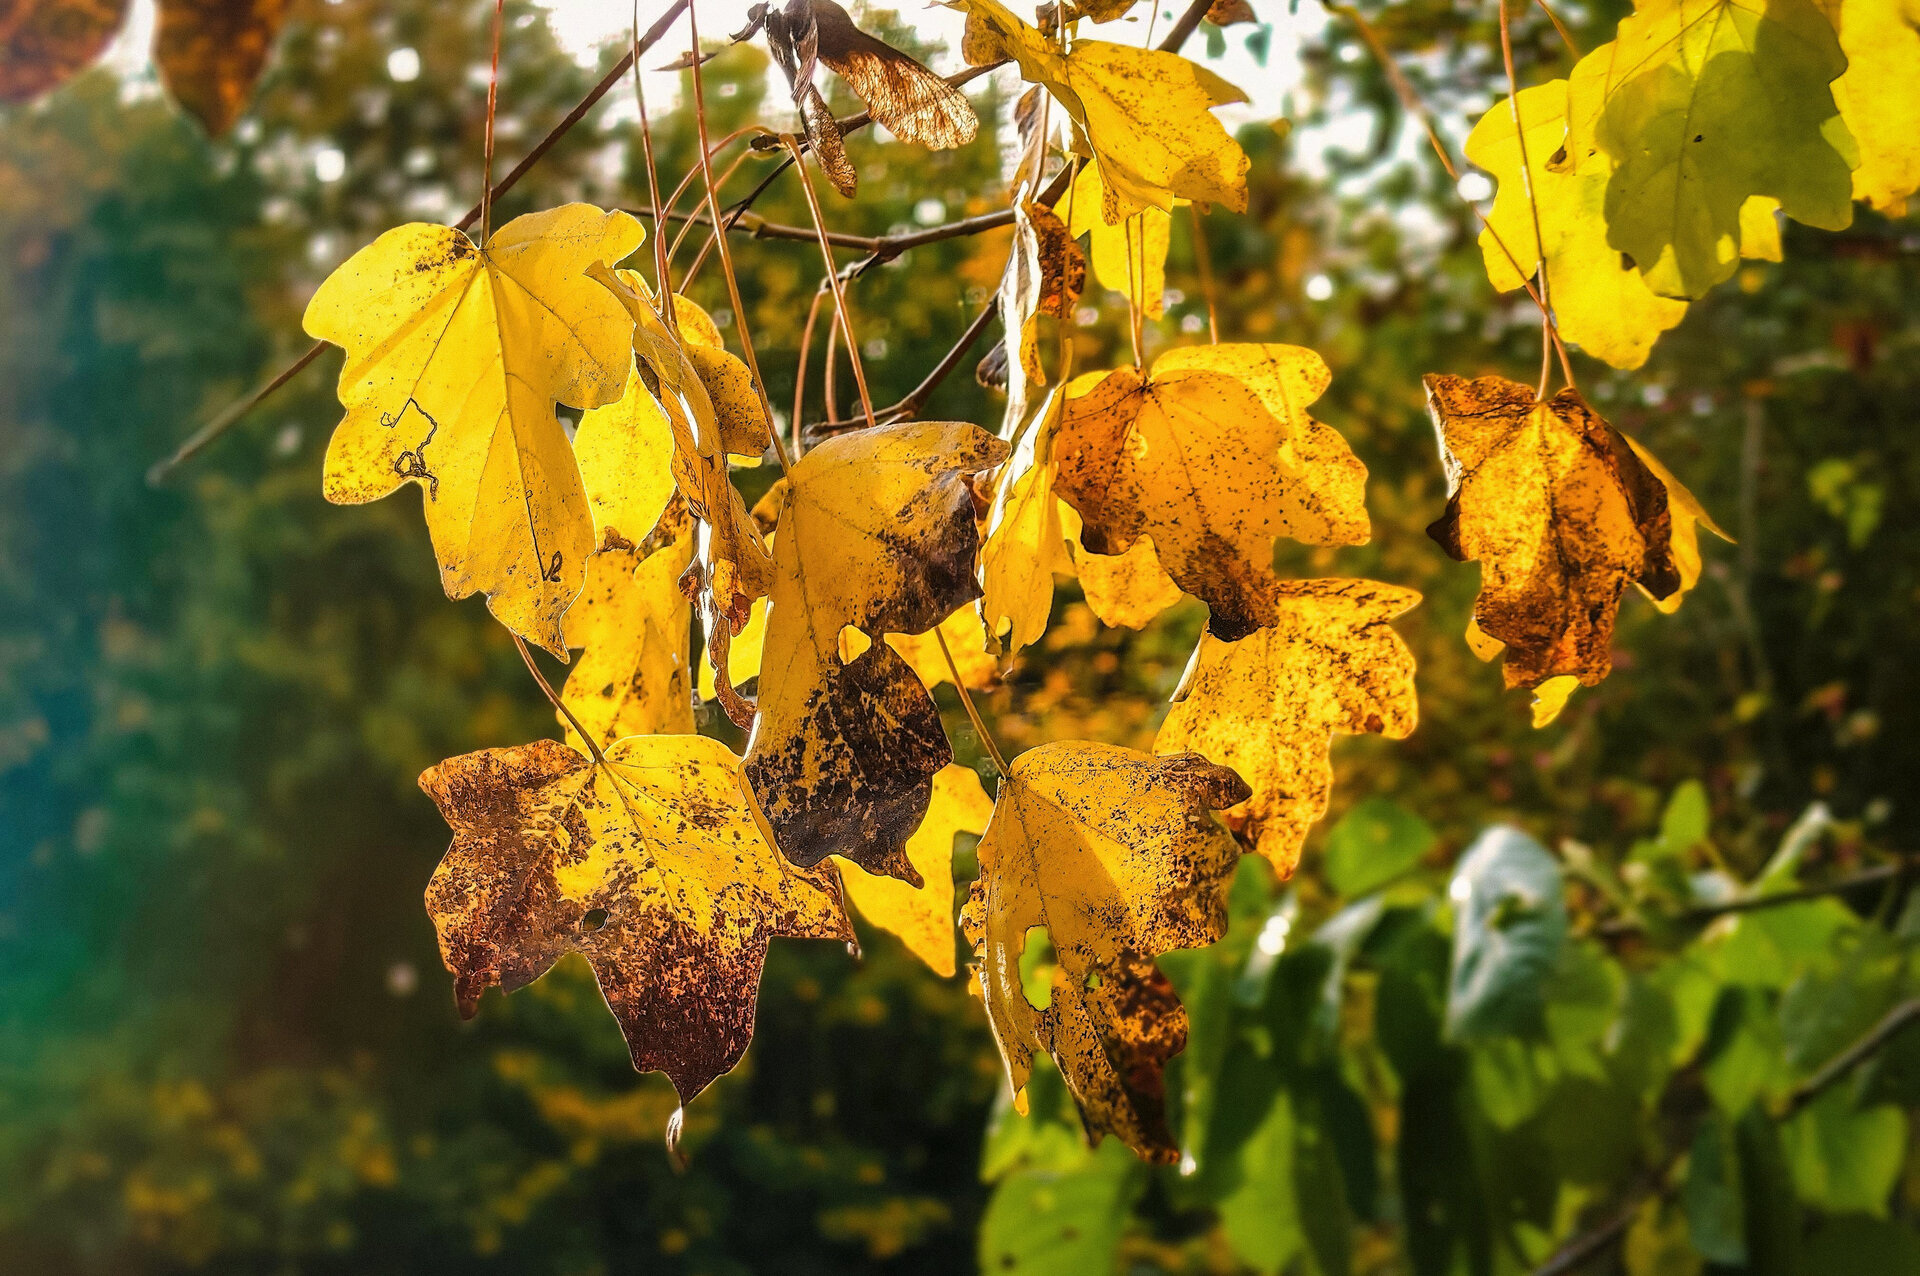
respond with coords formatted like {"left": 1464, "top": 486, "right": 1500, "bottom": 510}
{"left": 936, "top": 625, "right": 1010, "bottom": 779}
{"left": 513, "top": 635, "right": 609, "bottom": 769}
{"left": 480, "top": 0, "right": 507, "bottom": 243}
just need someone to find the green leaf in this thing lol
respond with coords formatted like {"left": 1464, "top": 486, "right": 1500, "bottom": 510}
{"left": 1781, "top": 1088, "right": 1908, "bottom": 1216}
{"left": 1446, "top": 827, "right": 1567, "bottom": 1041}
{"left": 1659, "top": 780, "right": 1710, "bottom": 855}
{"left": 1218, "top": 1088, "right": 1305, "bottom": 1274}
{"left": 1323, "top": 797, "right": 1435, "bottom": 897}
{"left": 977, "top": 1139, "right": 1140, "bottom": 1275}
{"left": 1701, "top": 986, "right": 1784, "bottom": 1116}
{"left": 1293, "top": 1098, "right": 1355, "bottom": 1276}
{"left": 1683, "top": 1111, "right": 1746, "bottom": 1265}
{"left": 982, "top": 1056, "right": 1092, "bottom": 1179}
{"left": 1802, "top": 1216, "right": 1920, "bottom": 1271}
{"left": 1570, "top": 0, "right": 1856, "bottom": 298}
{"left": 1733, "top": 1106, "right": 1802, "bottom": 1276}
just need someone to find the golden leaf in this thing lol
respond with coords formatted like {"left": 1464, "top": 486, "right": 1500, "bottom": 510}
{"left": 999, "top": 196, "right": 1087, "bottom": 427}
{"left": 1062, "top": 503, "right": 1184, "bottom": 630}
{"left": 304, "top": 205, "right": 644, "bottom": 656}
{"left": 1424, "top": 373, "right": 1681, "bottom": 691}
{"left": 952, "top": 0, "right": 1250, "bottom": 223}
{"left": 1623, "top": 434, "right": 1732, "bottom": 615}
{"left": 809, "top": 0, "right": 980, "bottom": 151}
{"left": 154, "top": 0, "right": 292, "bottom": 135}
{"left": 962, "top": 742, "right": 1250, "bottom": 1161}
{"left": 840, "top": 763, "right": 993, "bottom": 976}
{"left": 422, "top": 735, "right": 850, "bottom": 1111}
{"left": 743, "top": 422, "right": 1009, "bottom": 884}
{"left": 1053, "top": 344, "right": 1370, "bottom": 641}
{"left": 1817, "top": 0, "right": 1920, "bottom": 214}
{"left": 560, "top": 503, "right": 697, "bottom": 751}
{"left": 885, "top": 609, "right": 1001, "bottom": 692}
{"left": 981, "top": 388, "right": 1073, "bottom": 655}
{"left": 1059, "top": 161, "right": 1174, "bottom": 319}
{"left": 591, "top": 268, "right": 775, "bottom": 722}
{"left": 1156, "top": 580, "right": 1420, "bottom": 876}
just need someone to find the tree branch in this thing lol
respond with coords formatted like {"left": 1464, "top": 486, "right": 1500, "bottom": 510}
{"left": 1596, "top": 860, "right": 1916, "bottom": 937}
{"left": 1784, "top": 996, "right": 1920, "bottom": 1118}
{"left": 149, "top": 0, "right": 694, "bottom": 485}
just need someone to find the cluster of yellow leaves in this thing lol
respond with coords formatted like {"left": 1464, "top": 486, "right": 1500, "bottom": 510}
{"left": 1, "top": 0, "right": 291, "bottom": 134}
{"left": 1469, "top": 0, "right": 1919, "bottom": 367}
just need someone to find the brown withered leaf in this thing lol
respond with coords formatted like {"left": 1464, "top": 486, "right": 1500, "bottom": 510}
{"left": 1156, "top": 579, "right": 1419, "bottom": 877}
{"left": 763, "top": 0, "right": 859, "bottom": 197}
{"left": 809, "top": 0, "right": 979, "bottom": 150}
{"left": 1206, "top": 0, "right": 1258, "bottom": 26}
{"left": 422, "top": 735, "right": 850, "bottom": 1114}
{"left": 154, "top": 0, "right": 292, "bottom": 135}
{"left": 560, "top": 502, "right": 697, "bottom": 751}
{"left": 0, "top": 0, "right": 128, "bottom": 103}
{"left": 998, "top": 196, "right": 1086, "bottom": 430}
{"left": 1424, "top": 373, "right": 1680, "bottom": 691}
{"left": 1053, "top": 344, "right": 1370, "bottom": 641}
{"left": 963, "top": 742, "right": 1250, "bottom": 1162}
{"left": 744, "top": 421, "right": 1009, "bottom": 884}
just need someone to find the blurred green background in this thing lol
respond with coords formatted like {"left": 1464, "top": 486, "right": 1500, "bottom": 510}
{"left": 3, "top": 1, "right": 1918, "bottom": 1272}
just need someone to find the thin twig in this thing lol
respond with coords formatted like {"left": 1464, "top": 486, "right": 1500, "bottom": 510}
{"left": 151, "top": 0, "right": 695, "bottom": 483}
{"left": 1784, "top": 997, "right": 1920, "bottom": 1117}
{"left": 936, "top": 626, "right": 1009, "bottom": 778}
{"left": 514, "top": 635, "right": 608, "bottom": 768}
{"left": 1496, "top": 0, "right": 1568, "bottom": 397}
{"left": 1188, "top": 202, "right": 1220, "bottom": 343}
{"left": 781, "top": 134, "right": 876, "bottom": 426}
{"left": 480, "top": 0, "right": 507, "bottom": 242}
{"left": 1595, "top": 861, "right": 1915, "bottom": 937}
{"left": 685, "top": 2, "right": 793, "bottom": 476}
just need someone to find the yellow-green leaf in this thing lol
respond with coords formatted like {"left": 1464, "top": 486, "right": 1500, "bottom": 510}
{"left": 1817, "top": 0, "right": 1920, "bottom": 213}
{"left": 1060, "top": 160, "right": 1175, "bottom": 319}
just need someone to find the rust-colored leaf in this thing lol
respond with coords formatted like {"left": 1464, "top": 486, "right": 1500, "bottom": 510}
{"left": 0, "top": 0, "right": 128, "bottom": 103}
{"left": 422, "top": 735, "right": 850, "bottom": 1113}
{"left": 1424, "top": 373, "right": 1681, "bottom": 692}
{"left": 1156, "top": 579, "right": 1420, "bottom": 877}
{"left": 744, "top": 421, "right": 1009, "bottom": 883}
{"left": 154, "top": 0, "right": 292, "bottom": 135}
{"left": 1053, "top": 344, "right": 1370, "bottom": 641}
{"left": 810, "top": 0, "right": 980, "bottom": 150}
{"left": 963, "top": 742, "right": 1250, "bottom": 1162}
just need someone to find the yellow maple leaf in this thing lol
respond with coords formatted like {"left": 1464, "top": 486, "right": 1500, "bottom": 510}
{"left": 1053, "top": 344, "right": 1370, "bottom": 641}
{"left": 1061, "top": 502, "right": 1185, "bottom": 630}
{"left": 840, "top": 763, "right": 993, "bottom": 977}
{"left": 1817, "top": 0, "right": 1920, "bottom": 214}
{"left": 953, "top": 0, "right": 1250, "bottom": 223}
{"left": 1059, "top": 160, "right": 1175, "bottom": 319}
{"left": 1424, "top": 373, "right": 1684, "bottom": 691}
{"left": 884, "top": 609, "right": 1001, "bottom": 692}
{"left": 421, "top": 735, "right": 850, "bottom": 1114}
{"left": 962, "top": 741, "right": 1250, "bottom": 1162}
{"left": 559, "top": 502, "right": 697, "bottom": 751}
{"left": 743, "top": 422, "right": 1008, "bottom": 884}
{"left": 304, "top": 204, "right": 644, "bottom": 656}
{"left": 1156, "top": 580, "right": 1420, "bottom": 877}
{"left": 1622, "top": 434, "right": 1733, "bottom": 615}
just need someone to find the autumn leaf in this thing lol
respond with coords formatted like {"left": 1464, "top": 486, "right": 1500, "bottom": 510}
{"left": 763, "top": 0, "right": 860, "bottom": 197}
{"left": 954, "top": 0, "right": 1251, "bottom": 223}
{"left": 591, "top": 267, "right": 775, "bottom": 722}
{"left": 744, "top": 421, "right": 1009, "bottom": 884}
{"left": 1424, "top": 373, "right": 1682, "bottom": 692}
{"left": 304, "top": 204, "right": 644, "bottom": 657}
{"left": 841, "top": 763, "right": 993, "bottom": 976}
{"left": 1155, "top": 580, "right": 1420, "bottom": 877}
{"left": 997, "top": 195, "right": 1087, "bottom": 428}
{"left": 981, "top": 388, "right": 1073, "bottom": 655}
{"left": 1470, "top": 83, "right": 1793, "bottom": 368}
{"left": 963, "top": 742, "right": 1250, "bottom": 1161}
{"left": 1059, "top": 161, "right": 1174, "bottom": 319}
{"left": 560, "top": 501, "right": 697, "bottom": 751}
{"left": 422, "top": 735, "right": 850, "bottom": 1113}
{"left": 1053, "top": 344, "right": 1370, "bottom": 641}
{"left": 0, "top": 0, "right": 128, "bottom": 103}
{"left": 1623, "top": 433, "right": 1732, "bottom": 615}
{"left": 1062, "top": 505, "right": 1184, "bottom": 630}
{"left": 1817, "top": 0, "right": 1920, "bottom": 214}
{"left": 1564, "top": 0, "right": 1855, "bottom": 298}
{"left": 154, "top": 0, "right": 292, "bottom": 135}
{"left": 884, "top": 608, "right": 1001, "bottom": 692}
{"left": 807, "top": 0, "right": 979, "bottom": 150}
